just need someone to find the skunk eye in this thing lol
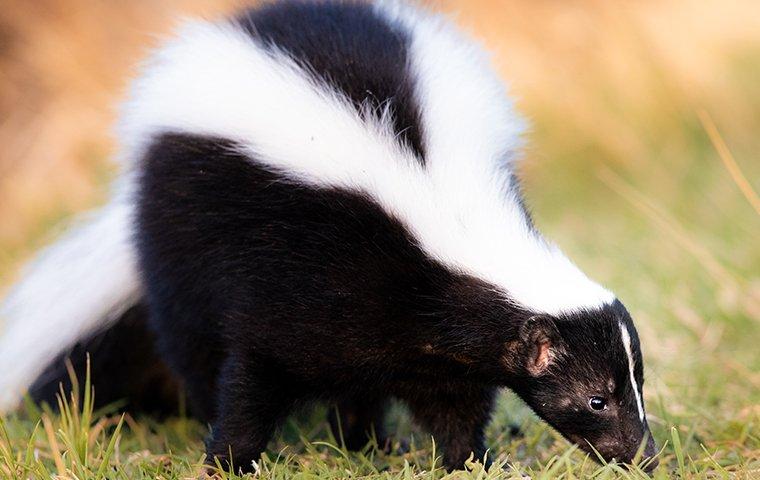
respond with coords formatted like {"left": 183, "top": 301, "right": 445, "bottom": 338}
{"left": 589, "top": 396, "right": 607, "bottom": 411}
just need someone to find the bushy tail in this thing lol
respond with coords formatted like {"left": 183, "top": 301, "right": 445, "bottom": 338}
{"left": 0, "top": 187, "right": 141, "bottom": 412}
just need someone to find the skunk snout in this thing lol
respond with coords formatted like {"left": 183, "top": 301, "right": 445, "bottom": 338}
{"left": 642, "top": 455, "right": 659, "bottom": 473}
{"left": 617, "top": 434, "right": 658, "bottom": 473}
{"left": 594, "top": 432, "right": 658, "bottom": 473}
{"left": 641, "top": 435, "right": 659, "bottom": 473}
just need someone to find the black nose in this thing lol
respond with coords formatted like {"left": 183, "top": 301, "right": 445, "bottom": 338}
{"left": 642, "top": 455, "right": 659, "bottom": 473}
{"left": 641, "top": 437, "right": 659, "bottom": 473}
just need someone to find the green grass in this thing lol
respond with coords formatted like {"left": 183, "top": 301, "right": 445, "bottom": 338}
{"left": 1, "top": 132, "right": 758, "bottom": 479}
{"left": 1, "top": 12, "right": 760, "bottom": 480}
{"left": 0, "top": 356, "right": 756, "bottom": 479}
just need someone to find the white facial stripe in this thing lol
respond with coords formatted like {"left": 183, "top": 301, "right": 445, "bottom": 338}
{"left": 619, "top": 321, "right": 645, "bottom": 422}
{"left": 118, "top": 7, "right": 615, "bottom": 315}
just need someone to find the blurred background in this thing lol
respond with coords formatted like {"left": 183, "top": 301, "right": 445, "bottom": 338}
{"left": 0, "top": 0, "right": 758, "bottom": 472}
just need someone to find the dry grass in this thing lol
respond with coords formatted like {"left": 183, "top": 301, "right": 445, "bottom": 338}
{"left": 1, "top": 0, "right": 759, "bottom": 478}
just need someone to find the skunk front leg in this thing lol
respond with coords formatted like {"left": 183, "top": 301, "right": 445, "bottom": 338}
{"left": 405, "top": 385, "right": 496, "bottom": 470}
{"left": 206, "top": 355, "right": 296, "bottom": 473}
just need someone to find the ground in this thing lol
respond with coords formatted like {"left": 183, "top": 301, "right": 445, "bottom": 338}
{"left": 0, "top": 0, "right": 758, "bottom": 478}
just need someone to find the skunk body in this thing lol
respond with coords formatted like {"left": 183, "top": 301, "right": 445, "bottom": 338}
{"left": 0, "top": 0, "right": 657, "bottom": 472}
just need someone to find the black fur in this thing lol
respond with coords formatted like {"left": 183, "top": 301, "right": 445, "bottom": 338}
{"left": 136, "top": 133, "right": 528, "bottom": 469}
{"left": 130, "top": 133, "right": 656, "bottom": 472}
{"left": 510, "top": 301, "right": 655, "bottom": 466}
{"left": 30, "top": 304, "right": 180, "bottom": 416}
{"left": 30, "top": 1, "right": 658, "bottom": 473}
{"left": 237, "top": 0, "right": 425, "bottom": 161}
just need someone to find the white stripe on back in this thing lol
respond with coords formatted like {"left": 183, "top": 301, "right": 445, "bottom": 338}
{"left": 117, "top": 5, "right": 615, "bottom": 316}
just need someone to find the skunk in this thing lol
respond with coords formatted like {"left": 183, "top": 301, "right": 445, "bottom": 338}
{"left": 0, "top": 0, "right": 658, "bottom": 472}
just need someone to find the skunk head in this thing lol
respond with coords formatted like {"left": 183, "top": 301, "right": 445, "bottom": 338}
{"left": 510, "top": 300, "right": 657, "bottom": 471}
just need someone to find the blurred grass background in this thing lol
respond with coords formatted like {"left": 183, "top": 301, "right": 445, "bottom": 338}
{"left": 0, "top": 0, "right": 758, "bottom": 478}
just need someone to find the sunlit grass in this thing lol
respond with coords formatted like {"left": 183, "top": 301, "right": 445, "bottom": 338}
{"left": 0, "top": 372, "right": 756, "bottom": 478}
{"left": 1, "top": 0, "right": 759, "bottom": 478}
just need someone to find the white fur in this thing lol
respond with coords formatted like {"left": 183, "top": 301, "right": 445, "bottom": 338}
{"left": 0, "top": 180, "right": 140, "bottom": 412}
{"left": 620, "top": 322, "right": 645, "bottom": 422}
{"left": 117, "top": 6, "right": 614, "bottom": 316}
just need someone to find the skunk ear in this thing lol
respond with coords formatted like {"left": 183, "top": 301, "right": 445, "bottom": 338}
{"left": 520, "top": 315, "right": 561, "bottom": 376}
